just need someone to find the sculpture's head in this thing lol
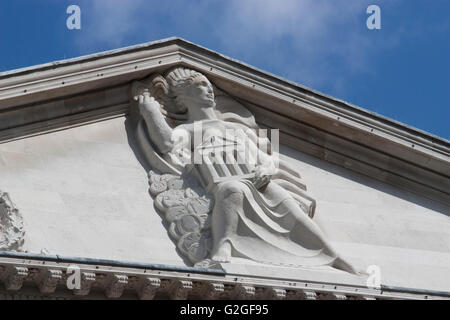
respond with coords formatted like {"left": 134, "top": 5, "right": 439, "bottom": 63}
{"left": 166, "top": 67, "right": 215, "bottom": 112}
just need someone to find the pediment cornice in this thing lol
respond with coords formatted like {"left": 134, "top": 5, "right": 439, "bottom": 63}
{"left": 0, "top": 252, "right": 448, "bottom": 300}
{"left": 0, "top": 37, "right": 448, "bottom": 205}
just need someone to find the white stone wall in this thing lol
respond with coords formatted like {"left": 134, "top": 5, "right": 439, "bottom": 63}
{"left": 0, "top": 117, "right": 448, "bottom": 291}
{"left": 0, "top": 117, "right": 186, "bottom": 266}
{"left": 280, "top": 145, "right": 450, "bottom": 292}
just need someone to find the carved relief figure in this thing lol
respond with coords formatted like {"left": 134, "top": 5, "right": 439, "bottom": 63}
{"left": 0, "top": 191, "right": 25, "bottom": 251}
{"left": 132, "top": 67, "right": 357, "bottom": 273}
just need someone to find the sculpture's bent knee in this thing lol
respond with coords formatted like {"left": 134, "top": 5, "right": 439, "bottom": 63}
{"left": 211, "top": 181, "right": 246, "bottom": 234}
{"left": 215, "top": 180, "right": 246, "bottom": 200}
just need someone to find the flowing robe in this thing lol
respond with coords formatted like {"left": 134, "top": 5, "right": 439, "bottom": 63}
{"left": 138, "top": 117, "right": 338, "bottom": 268}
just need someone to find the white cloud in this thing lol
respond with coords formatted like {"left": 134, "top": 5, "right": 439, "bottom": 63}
{"left": 213, "top": 0, "right": 379, "bottom": 90}
{"left": 75, "top": 0, "right": 401, "bottom": 93}
{"left": 76, "top": 0, "right": 146, "bottom": 49}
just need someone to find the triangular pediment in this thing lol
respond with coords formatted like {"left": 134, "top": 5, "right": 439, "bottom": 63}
{"left": 0, "top": 37, "right": 448, "bottom": 205}
{"left": 0, "top": 38, "right": 449, "bottom": 299}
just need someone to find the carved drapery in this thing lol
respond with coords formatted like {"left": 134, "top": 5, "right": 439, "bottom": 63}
{"left": 132, "top": 67, "right": 357, "bottom": 274}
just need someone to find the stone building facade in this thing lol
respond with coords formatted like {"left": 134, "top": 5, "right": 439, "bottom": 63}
{"left": 0, "top": 38, "right": 448, "bottom": 300}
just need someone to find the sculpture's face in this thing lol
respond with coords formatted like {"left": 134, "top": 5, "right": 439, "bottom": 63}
{"left": 184, "top": 75, "right": 215, "bottom": 107}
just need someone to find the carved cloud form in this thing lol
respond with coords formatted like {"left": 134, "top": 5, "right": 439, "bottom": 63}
{"left": 0, "top": 191, "right": 25, "bottom": 251}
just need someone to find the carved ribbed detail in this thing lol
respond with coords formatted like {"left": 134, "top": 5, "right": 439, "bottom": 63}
{"left": 198, "top": 282, "right": 224, "bottom": 300}
{"left": 233, "top": 284, "right": 256, "bottom": 300}
{"left": 73, "top": 272, "right": 96, "bottom": 296}
{"left": 38, "top": 269, "right": 62, "bottom": 294}
{"left": 168, "top": 280, "right": 193, "bottom": 300}
{"left": 299, "top": 290, "right": 317, "bottom": 300}
{"left": 5, "top": 266, "right": 28, "bottom": 291}
{"left": 137, "top": 277, "right": 161, "bottom": 300}
{"left": 105, "top": 274, "right": 128, "bottom": 299}
{"left": 262, "top": 287, "right": 286, "bottom": 300}
{"left": 332, "top": 293, "right": 347, "bottom": 300}
{"left": 318, "top": 292, "right": 348, "bottom": 300}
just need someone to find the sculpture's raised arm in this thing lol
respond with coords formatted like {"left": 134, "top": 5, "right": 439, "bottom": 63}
{"left": 132, "top": 83, "right": 174, "bottom": 155}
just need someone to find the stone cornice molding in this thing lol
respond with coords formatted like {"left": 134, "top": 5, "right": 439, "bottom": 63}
{"left": 0, "top": 37, "right": 448, "bottom": 205}
{"left": 0, "top": 255, "right": 448, "bottom": 300}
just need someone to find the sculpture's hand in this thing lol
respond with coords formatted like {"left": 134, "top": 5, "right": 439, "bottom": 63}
{"left": 137, "top": 91, "right": 161, "bottom": 116}
{"left": 131, "top": 81, "right": 161, "bottom": 115}
{"left": 251, "top": 166, "right": 273, "bottom": 190}
{"left": 131, "top": 81, "right": 174, "bottom": 154}
{"left": 132, "top": 81, "right": 148, "bottom": 100}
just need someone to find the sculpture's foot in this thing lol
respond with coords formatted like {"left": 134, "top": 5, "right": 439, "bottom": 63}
{"left": 210, "top": 241, "right": 232, "bottom": 263}
{"left": 333, "top": 258, "right": 364, "bottom": 275}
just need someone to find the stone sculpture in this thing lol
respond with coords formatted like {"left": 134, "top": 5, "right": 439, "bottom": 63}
{"left": 132, "top": 67, "right": 357, "bottom": 273}
{"left": 0, "top": 191, "right": 25, "bottom": 251}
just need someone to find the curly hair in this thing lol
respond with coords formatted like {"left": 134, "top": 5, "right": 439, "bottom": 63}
{"left": 165, "top": 67, "right": 206, "bottom": 108}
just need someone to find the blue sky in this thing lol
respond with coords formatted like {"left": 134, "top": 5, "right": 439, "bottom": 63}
{"left": 1, "top": 0, "right": 448, "bottom": 139}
